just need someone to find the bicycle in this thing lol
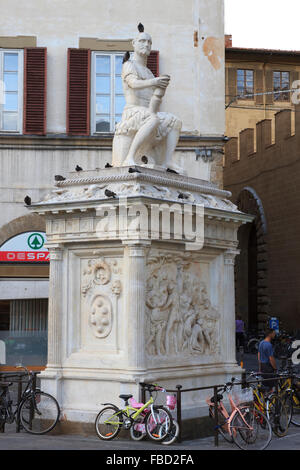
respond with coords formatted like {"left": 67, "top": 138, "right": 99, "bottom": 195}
{"left": 207, "top": 378, "right": 272, "bottom": 450}
{"left": 248, "top": 371, "right": 289, "bottom": 437}
{"left": 95, "top": 383, "right": 173, "bottom": 442}
{"left": 128, "top": 389, "right": 179, "bottom": 445}
{"left": 0, "top": 366, "right": 60, "bottom": 435}
{"left": 277, "top": 363, "right": 300, "bottom": 427}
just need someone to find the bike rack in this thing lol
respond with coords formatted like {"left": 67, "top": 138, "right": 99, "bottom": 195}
{"left": 140, "top": 372, "right": 295, "bottom": 446}
{"left": 0, "top": 371, "right": 38, "bottom": 433}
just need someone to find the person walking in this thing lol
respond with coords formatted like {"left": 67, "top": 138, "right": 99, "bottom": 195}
{"left": 235, "top": 315, "right": 245, "bottom": 351}
{"left": 258, "top": 328, "right": 277, "bottom": 389}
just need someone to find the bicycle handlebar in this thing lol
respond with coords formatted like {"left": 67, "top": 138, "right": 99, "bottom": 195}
{"left": 140, "top": 383, "right": 166, "bottom": 392}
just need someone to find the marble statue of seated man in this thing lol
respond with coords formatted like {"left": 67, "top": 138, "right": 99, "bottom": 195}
{"left": 112, "top": 24, "right": 182, "bottom": 172}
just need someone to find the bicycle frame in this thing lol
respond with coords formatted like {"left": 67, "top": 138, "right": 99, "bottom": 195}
{"left": 104, "top": 395, "right": 155, "bottom": 426}
{"left": 207, "top": 392, "right": 254, "bottom": 437}
{"left": 0, "top": 369, "right": 40, "bottom": 428}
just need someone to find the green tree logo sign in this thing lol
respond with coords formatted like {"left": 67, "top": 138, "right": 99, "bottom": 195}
{"left": 27, "top": 233, "right": 45, "bottom": 250}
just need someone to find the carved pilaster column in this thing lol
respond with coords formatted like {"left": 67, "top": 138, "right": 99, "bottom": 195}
{"left": 223, "top": 248, "right": 239, "bottom": 363}
{"left": 47, "top": 245, "right": 63, "bottom": 369}
{"left": 123, "top": 242, "right": 150, "bottom": 373}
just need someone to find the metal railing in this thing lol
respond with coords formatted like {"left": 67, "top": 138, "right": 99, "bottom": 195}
{"left": 140, "top": 372, "right": 296, "bottom": 446}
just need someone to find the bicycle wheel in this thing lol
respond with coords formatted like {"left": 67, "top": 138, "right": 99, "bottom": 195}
{"left": 230, "top": 405, "right": 272, "bottom": 451}
{"left": 291, "top": 392, "right": 300, "bottom": 427}
{"left": 282, "top": 392, "right": 293, "bottom": 426}
{"left": 0, "top": 402, "right": 6, "bottom": 430}
{"left": 19, "top": 392, "right": 60, "bottom": 435}
{"left": 130, "top": 415, "right": 146, "bottom": 441}
{"left": 209, "top": 406, "right": 233, "bottom": 443}
{"left": 266, "top": 394, "right": 289, "bottom": 437}
{"left": 145, "top": 406, "right": 172, "bottom": 442}
{"left": 162, "top": 419, "right": 180, "bottom": 445}
{"left": 95, "top": 406, "right": 122, "bottom": 440}
{"left": 248, "top": 339, "right": 259, "bottom": 355}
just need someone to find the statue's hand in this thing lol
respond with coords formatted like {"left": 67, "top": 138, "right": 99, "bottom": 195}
{"left": 153, "top": 76, "right": 170, "bottom": 89}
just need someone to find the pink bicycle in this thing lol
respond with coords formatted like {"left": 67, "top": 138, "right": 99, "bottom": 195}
{"left": 206, "top": 378, "right": 272, "bottom": 450}
{"left": 129, "top": 388, "right": 179, "bottom": 444}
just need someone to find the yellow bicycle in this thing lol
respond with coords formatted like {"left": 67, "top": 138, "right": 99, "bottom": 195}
{"left": 94, "top": 383, "right": 172, "bottom": 442}
{"left": 248, "top": 372, "right": 289, "bottom": 437}
{"left": 278, "top": 369, "right": 300, "bottom": 427}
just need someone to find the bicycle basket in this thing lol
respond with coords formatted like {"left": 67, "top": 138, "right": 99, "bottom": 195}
{"left": 166, "top": 395, "right": 176, "bottom": 410}
{"left": 231, "top": 386, "right": 253, "bottom": 405}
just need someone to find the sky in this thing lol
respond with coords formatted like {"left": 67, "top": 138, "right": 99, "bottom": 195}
{"left": 225, "top": 0, "right": 300, "bottom": 50}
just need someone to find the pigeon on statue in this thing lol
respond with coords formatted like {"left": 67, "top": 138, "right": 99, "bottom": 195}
{"left": 123, "top": 51, "right": 130, "bottom": 64}
{"left": 166, "top": 168, "right": 179, "bottom": 174}
{"left": 24, "top": 195, "right": 31, "bottom": 206}
{"left": 55, "top": 175, "right": 66, "bottom": 181}
{"left": 138, "top": 23, "right": 144, "bottom": 32}
{"left": 104, "top": 189, "right": 117, "bottom": 199}
{"left": 128, "top": 167, "right": 141, "bottom": 174}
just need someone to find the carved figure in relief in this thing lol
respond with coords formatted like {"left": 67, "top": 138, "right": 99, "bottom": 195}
{"left": 146, "top": 270, "right": 171, "bottom": 356}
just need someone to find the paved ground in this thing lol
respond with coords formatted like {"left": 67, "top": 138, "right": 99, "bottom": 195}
{"left": 1, "top": 423, "right": 300, "bottom": 450}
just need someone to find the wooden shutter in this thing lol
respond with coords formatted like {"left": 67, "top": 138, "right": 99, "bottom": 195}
{"left": 147, "top": 50, "right": 159, "bottom": 77}
{"left": 265, "top": 70, "right": 274, "bottom": 105}
{"left": 23, "top": 48, "right": 47, "bottom": 135}
{"left": 255, "top": 69, "right": 264, "bottom": 105}
{"left": 227, "top": 67, "right": 237, "bottom": 105}
{"left": 67, "top": 48, "right": 91, "bottom": 135}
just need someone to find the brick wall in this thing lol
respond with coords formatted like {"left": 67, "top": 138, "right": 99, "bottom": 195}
{"left": 224, "top": 106, "right": 300, "bottom": 330}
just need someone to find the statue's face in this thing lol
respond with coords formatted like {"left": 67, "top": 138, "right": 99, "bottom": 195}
{"left": 133, "top": 32, "right": 152, "bottom": 57}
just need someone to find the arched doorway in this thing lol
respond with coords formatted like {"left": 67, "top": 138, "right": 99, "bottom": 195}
{"left": 235, "top": 187, "right": 269, "bottom": 330}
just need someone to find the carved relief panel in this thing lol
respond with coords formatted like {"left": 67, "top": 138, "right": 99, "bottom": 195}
{"left": 80, "top": 253, "right": 122, "bottom": 352}
{"left": 146, "top": 251, "right": 220, "bottom": 358}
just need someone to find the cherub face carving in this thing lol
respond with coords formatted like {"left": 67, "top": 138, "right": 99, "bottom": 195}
{"left": 93, "top": 259, "right": 111, "bottom": 285}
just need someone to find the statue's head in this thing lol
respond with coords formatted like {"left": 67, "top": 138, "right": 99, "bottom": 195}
{"left": 132, "top": 23, "right": 152, "bottom": 57}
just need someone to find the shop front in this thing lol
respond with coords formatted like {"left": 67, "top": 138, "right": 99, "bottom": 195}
{"left": 0, "top": 231, "right": 49, "bottom": 371}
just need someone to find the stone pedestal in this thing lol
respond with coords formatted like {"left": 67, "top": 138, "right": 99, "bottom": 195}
{"left": 29, "top": 165, "right": 252, "bottom": 424}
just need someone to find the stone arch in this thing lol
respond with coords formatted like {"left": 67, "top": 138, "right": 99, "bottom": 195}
{"left": 0, "top": 214, "right": 45, "bottom": 247}
{"left": 235, "top": 187, "right": 270, "bottom": 328}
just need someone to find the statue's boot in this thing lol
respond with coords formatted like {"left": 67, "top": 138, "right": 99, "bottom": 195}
{"left": 123, "top": 157, "right": 137, "bottom": 167}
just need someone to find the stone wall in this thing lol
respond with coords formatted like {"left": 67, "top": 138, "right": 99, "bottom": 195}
{"left": 224, "top": 107, "right": 300, "bottom": 329}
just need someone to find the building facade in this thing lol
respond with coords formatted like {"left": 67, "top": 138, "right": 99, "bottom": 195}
{"left": 224, "top": 107, "right": 300, "bottom": 332}
{"left": 224, "top": 38, "right": 300, "bottom": 332}
{"left": 225, "top": 35, "right": 300, "bottom": 140}
{"left": 0, "top": 0, "right": 226, "bottom": 370}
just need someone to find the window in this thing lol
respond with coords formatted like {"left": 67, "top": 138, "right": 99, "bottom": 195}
{"left": 91, "top": 52, "right": 126, "bottom": 133}
{"left": 0, "top": 49, "right": 23, "bottom": 133}
{"left": 273, "top": 71, "right": 290, "bottom": 101}
{"left": 237, "top": 69, "right": 254, "bottom": 98}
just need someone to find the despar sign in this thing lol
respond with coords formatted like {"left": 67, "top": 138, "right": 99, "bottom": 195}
{"left": 0, "top": 231, "right": 49, "bottom": 263}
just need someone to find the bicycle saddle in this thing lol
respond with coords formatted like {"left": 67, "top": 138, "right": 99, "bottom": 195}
{"left": 119, "top": 394, "right": 133, "bottom": 402}
{"left": 0, "top": 382, "right": 13, "bottom": 388}
{"left": 210, "top": 393, "right": 223, "bottom": 403}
